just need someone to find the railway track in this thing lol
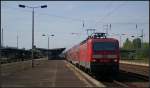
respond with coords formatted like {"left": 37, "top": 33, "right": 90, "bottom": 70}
{"left": 67, "top": 61, "right": 149, "bottom": 88}
{"left": 94, "top": 70, "right": 149, "bottom": 88}
{"left": 113, "top": 70, "right": 148, "bottom": 88}
{"left": 120, "top": 70, "right": 149, "bottom": 81}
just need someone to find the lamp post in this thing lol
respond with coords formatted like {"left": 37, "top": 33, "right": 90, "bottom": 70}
{"left": 19, "top": 4, "right": 47, "bottom": 67}
{"left": 42, "top": 34, "right": 54, "bottom": 59}
{"left": 0, "top": 28, "right": 1, "bottom": 49}
{"left": 16, "top": 33, "right": 18, "bottom": 49}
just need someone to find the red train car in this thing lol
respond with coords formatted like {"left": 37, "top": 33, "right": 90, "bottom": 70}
{"left": 66, "top": 33, "right": 120, "bottom": 77}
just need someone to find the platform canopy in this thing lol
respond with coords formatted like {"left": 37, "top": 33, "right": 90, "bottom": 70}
{"left": 36, "top": 48, "right": 66, "bottom": 59}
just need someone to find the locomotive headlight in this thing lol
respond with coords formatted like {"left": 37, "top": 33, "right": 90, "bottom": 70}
{"left": 92, "top": 59, "right": 96, "bottom": 62}
{"left": 114, "top": 59, "right": 118, "bottom": 62}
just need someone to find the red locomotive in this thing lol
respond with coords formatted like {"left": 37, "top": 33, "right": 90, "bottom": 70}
{"left": 65, "top": 33, "right": 120, "bottom": 77}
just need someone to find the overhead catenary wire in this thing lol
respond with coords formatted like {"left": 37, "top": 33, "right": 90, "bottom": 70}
{"left": 1, "top": 3, "right": 149, "bottom": 49}
{"left": 2, "top": 4, "right": 149, "bottom": 39}
{"left": 2, "top": 5, "right": 148, "bottom": 39}
{"left": 94, "top": 2, "right": 126, "bottom": 28}
{"left": 2, "top": 5, "right": 83, "bottom": 22}
{"left": 2, "top": 5, "right": 148, "bottom": 27}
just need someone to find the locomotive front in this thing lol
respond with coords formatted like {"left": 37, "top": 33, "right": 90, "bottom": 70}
{"left": 90, "top": 33, "right": 120, "bottom": 76}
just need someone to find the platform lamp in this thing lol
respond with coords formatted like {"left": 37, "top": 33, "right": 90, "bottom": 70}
{"left": 19, "top": 4, "right": 47, "bottom": 67}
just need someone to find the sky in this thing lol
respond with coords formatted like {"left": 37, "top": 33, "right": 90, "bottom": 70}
{"left": 1, "top": 1, "right": 149, "bottom": 50}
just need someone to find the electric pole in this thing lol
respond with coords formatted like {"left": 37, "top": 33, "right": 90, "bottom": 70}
{"left": 19, "top": 4, "right": 47, "bottom": 67}
{"left": 42, "top": 34, "right": 54, "bottom": 60}
{"left": 0, "top": 28, "right": 1, "bottom": 48}
{"left": 103, "top": 24, "right": 111, "bottom": 37}
{"left": 141, "top": 29, "right": 144, "bottom": 49}
{"left": 86, "top": 29, "right": 96, "bottom": 37}
{"left": 0, "top": 28, "right": 2, "bottom": 62}
{"left": 2, "top": 28, "right": 3, "bottom": 47}
{"left": 105, "top": 24, "right": 109, "bottom": 37}
{"left": 17, "top": 33, "right": 18, "bottom": 48}
{"left": 136, "top": 24, "right": 138, "bottom": 38}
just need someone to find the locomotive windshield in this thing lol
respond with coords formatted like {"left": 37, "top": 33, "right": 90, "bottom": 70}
{"left": 93, "top": 42, "right": 118, "bottom": 51}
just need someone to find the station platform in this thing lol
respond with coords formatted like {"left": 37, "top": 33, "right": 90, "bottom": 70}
{"left": 1, "top": 60, "right": 94, "bottom": 87}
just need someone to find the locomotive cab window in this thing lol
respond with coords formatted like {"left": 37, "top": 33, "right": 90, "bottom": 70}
{"left": 93, "top": 42, "right": 118, "bottom": 51}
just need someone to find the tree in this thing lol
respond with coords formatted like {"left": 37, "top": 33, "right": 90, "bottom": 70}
{"left": 136, "top": 42, "right": 149, "bottom": 58}
{"left": 132, "top": 38, "right": 141, "bottom": 49}
{"left": 123, "top": 38, "right": 133, "bottom": 49}
{"left": 143, "top": 42, "right": 149, "bottom": 49}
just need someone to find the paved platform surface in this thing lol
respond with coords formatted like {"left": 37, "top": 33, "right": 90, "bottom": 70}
{"left": 120, "top": 62, "right": 149, "bottom": 77}
{"left": 1, "top": 60, "right": 92, "bottom": 87}
{"left": 120, "top": 60, "right": 149, "bottom": 67}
